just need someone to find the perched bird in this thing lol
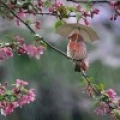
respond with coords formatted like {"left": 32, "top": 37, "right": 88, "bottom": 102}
{"left": 67, "top": 31, "right": 89, "bottom": 72}
{"left": 56, "top": 23, "right": 99, "bottom": 72}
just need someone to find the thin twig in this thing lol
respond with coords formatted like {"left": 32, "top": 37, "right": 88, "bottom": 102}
{"left": 0, "top": 0, "right": 70, "bottom": 60}
{"left": 115, "top": 10, "right": 120, "bottom": 16}
{"left": 0, "top": 1, "right": 35, "bottom": 34}
{"left": 81, "top": 70, "right": 98, "bottom": 95}
{"left": 66, "top": 0, "right": 109, "bottom": 4}
{"left": 24, "top": 11, "right": 76, "bottom": 18}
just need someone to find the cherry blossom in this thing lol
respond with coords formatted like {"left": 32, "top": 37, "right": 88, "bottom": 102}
{"left": 18, "top": 89, "right": 35, "bottom": 107}
{"left": 55, "top": 0, "right": 62, "bottom": 7}
{"left": 16, "top": 79, "right": 29, "bottom": 87}
{"left": 95, "top": 102, "right": 109, "bottom": 115}
{"left": 0, "top": 47, "right": 13, "bottom": 61}
{"left": 0, "top": 79, "right": 36, "bottom": 116}
{"left": 107, "top": 89, "right": 117, "bottom": 100}
{"left": 16, "top": 9, "right": 25, "bottom": 26}
{"left": 35, "top": 20, "right": 41, "bottom": 29}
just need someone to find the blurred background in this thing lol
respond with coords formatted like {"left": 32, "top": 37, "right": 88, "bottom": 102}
{"left": 0, "top": 1, "right": 120, "bottom": 120}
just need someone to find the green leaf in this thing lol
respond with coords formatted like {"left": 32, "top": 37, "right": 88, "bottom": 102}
{"left": 54, "top": 20, "right": 64, "bottom": 29}
{"left": 99, "top": 84, "right": 104, "bottom": 90}
{"left": 44, "top": 0, "right": 51, "bottom": 7}
{"left": 0, "top": 95, "right": 4, "bottom": 101}
{"left": 112, "top": 109, "right": 120, "bottom": 119}
{"left": 101, "top": 95, "right": 109, "bottom": 102}
{"left": 93, "top": 84, "right": 100, "bottom": 90}
{"left": 87, "top": 77, "right": 94, "bottom": 82}
{"left": 85, "top": 1, "right": 91, "bottom": 12}
{"left": 81, "top": 77, "right": 87, "bottom": 84}
{"left": 66, "top": 6, "right": 76, "bottom": 12}
{"left": 40, "top": 40, "right": 47, "bottom": 49}
{"left": 11, "top": 96, "right": 16, "bottom": 102}
{"left": 6, "top": 90, "right": 13, "bottom": 95}
{"left": 57, "top": 5, "right": 68, "bottom": 18}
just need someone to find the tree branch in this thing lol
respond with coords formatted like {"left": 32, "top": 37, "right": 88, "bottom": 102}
{"left": 66, "top": 0, "right": 109, "bottom": 4}
{"left": 81, "top": 70, "right": 98, "bottom": 94}
{"left": 0, "top": 0, "right": 98, "bottom": 94}
{"left": 0, "top": 0, "right": 70, "bottom": 60}
{"left": 24, "top": 11, "right": 76, "bottom": 18}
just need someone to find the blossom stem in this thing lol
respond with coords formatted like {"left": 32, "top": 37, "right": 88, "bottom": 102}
{"left": 0, "top": 0, "right": 70, "bottom": 59}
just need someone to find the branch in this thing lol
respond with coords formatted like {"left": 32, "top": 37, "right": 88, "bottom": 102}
{"left": 81, "top": 70, "right": 98, "bottom": 94}
{"left": 0, "top": 0, "right": 70, "bottom": 60}
{"left": 0, "top": 0, "right": 98, "bottom": 95}
{"left": 24, "top": 11, "right": 76, "bottom": 18}
{"left": 115, "top": 10, "right": 120, "bottom": 16}
{"left": 66, "top": 0, "right": 109, "bottom": 4}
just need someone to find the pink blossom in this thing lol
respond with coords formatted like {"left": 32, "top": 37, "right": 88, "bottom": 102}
{"left": 35, "top": 20, "right": 41, "bottom": 29}
{"left": 16, "top": 18, "right": 20, "bottom": 26}
{"left": 0, "top": 79, "right": 35, "bottom": 116}
{"left": 24, "top": 44, "right": 44, "bottom": 59}
{"left": 18, "top": 48, "right": 25, "bottom": 55}
{"left": 84, "top": 19, "right": 89, "bottom": 25}
{"left": 35, "top": 46, "right": 44, "bottom": 59}
{"left": 18, "top": 95, "right": 29, "bottom": 107}
{"left": 49, "top": 6, "right": 55, "bottom": 12}
{"left": 0, "top": 54, "right": 5, "bottom": 60}
{"left": 55, "top": 0, "right": 62, "bottom": 7}
{"left": 0, "top": 86, "right": 4, "bottom": 95}
{"left": 15, "top": 36, "right": 25, "bottom": 45}
{"left": 38, "top": 0, "right": 43, "bottom": 10}
{"left": 18, "top": 9, "right": 25, "bottom": 18}
{"left": 92, "top": 9, "right": 100, "bottom": 14}
{"left": 0, "top": 47, "right": 13, "bottom": 61}
{"left": 18, "top": 89, "right": 35, "bottom": 107}
{"left": 27, "top": 89, "right": 36, "bottom": 102}
{"left": 4, "top": 47, "right": 13, "bottom": 58}
{"left": 94, "top": 102, "right": 109, "bottom": 115}
{"left": 1, "top": 102, "right": 17, "bottom": 116}
{"left": 12, "top": 88, "right": 20, "bottom": 95}
{"left": 25, "top": 44, "right": 37, "bottom": 57}
{"left": 0, "top": 101, "right": 7, "bottom": 108}
{"left": 16, "top": 9, "right": 25, "bottom": 26}
{"left": 16, "top": 79, "right": 28, "bottom": 87}
{"left": 107, "top": 89, "right": 116, "bottom": 100}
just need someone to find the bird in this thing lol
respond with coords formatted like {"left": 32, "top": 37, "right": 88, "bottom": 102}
{"left": 56, "top": 23, "right": 99, "bottom": 72}
{"left": 67, "top": 31, "right": 89, "bottom": 72}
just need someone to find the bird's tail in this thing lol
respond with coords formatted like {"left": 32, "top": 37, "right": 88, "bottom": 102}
{"left": 74, "top": 62, "right": 81, "bottom": 72}
{"left": 74, "top": 60, "right": 89, "bottom": 72}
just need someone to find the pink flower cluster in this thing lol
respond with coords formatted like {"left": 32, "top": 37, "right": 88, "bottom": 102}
{"left": 16, "top": 8, "right": 41, "bottom": 29}
{"left": 49, "top": 0, "right": 62, "bottom": 12}
{"left": 16, "top": 8, "right": 25, "bottom": 26}
{"left": 15, "top": 36, "right": 44, "bottom": 59}
{"left": 0, "top": 79, "right": 36, "bottom": 116}
{"left": 0, "top": 47, "right": 13, "bottom": 61}
{"left": 18, "top": 89, "right": 35, "bottom": 107}
{"left": 95, "top": 102, "right": 109, "bottom": 115}
{"left": 107, "top": 89, "right": 116, "bottom": 100}
{"left": 109, "top": 1, "right": 120, "bottom": 20}
{"left": 94, "top": 89, "right": 120, "bottom": 117}
{"left": 24, "top": 44, "right": 44, "bottom": 59}
{"left": 84, "top": 84, "right": 94, "bottom": 97}
{"left": 76, "top": 5, "right": 100, "bottom": 25}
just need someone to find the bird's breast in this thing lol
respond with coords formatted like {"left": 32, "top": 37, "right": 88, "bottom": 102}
{"left": 67, "top": 41, "right": 87, "bottom": 60}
